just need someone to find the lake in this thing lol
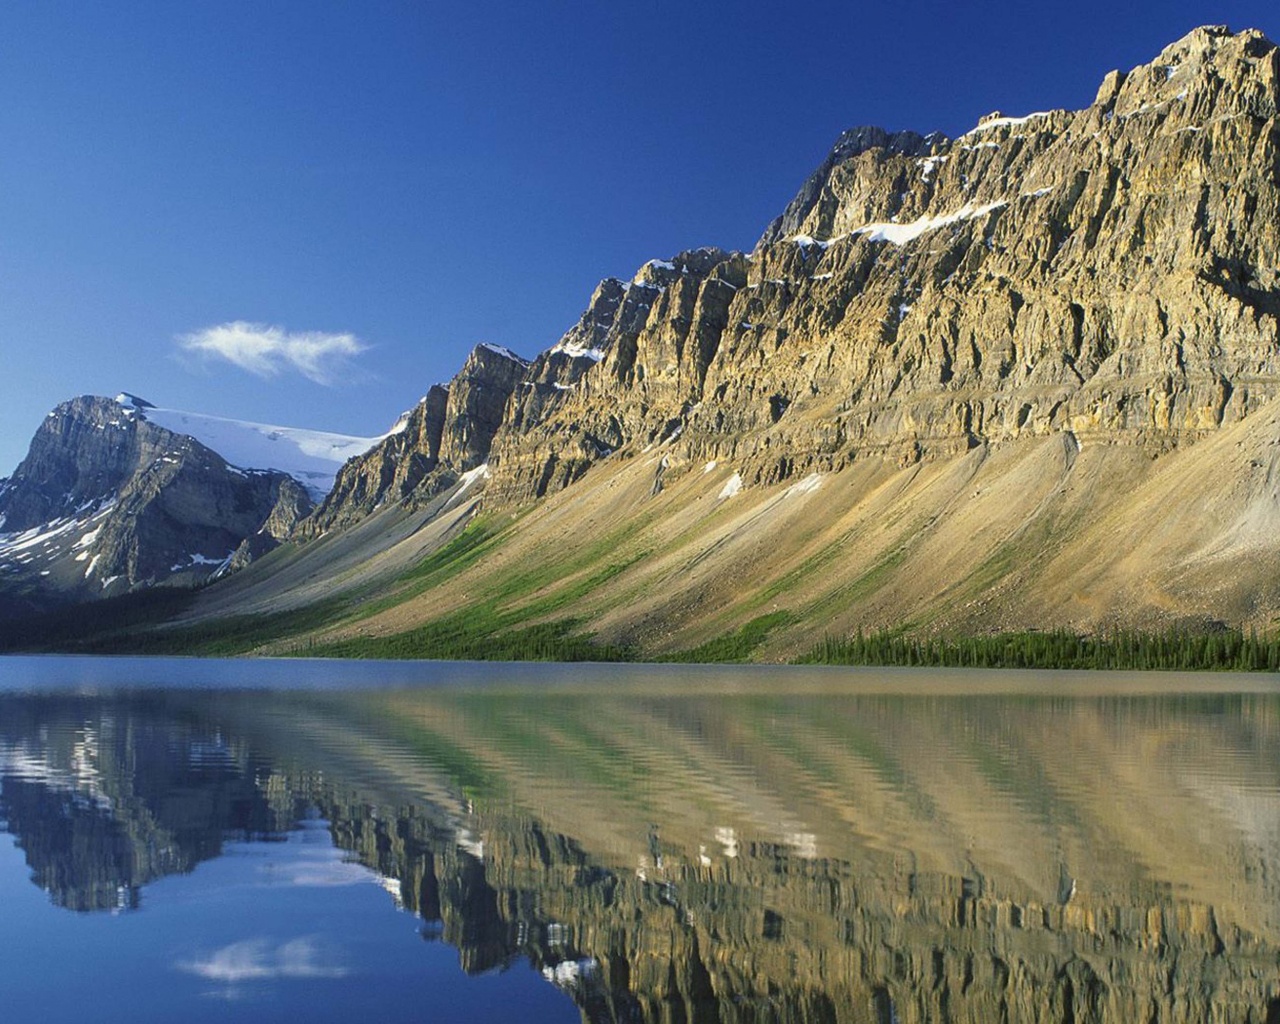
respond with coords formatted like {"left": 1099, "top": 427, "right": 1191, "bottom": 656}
{"left": 1, "top": 656, "right": 1278, "bottom": 1023}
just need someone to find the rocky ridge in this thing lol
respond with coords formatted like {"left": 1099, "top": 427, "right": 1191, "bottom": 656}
{"left": 302, "top": 342, "right": 529, "bottom": 534}
{"left": 214, "top": 23, "right": 1280, "bottom": 654}
{"left": 303, "top": 25, "right": 1280, "bottom": 530}
{"left": 496, "top": 24, "right": 1280, "bottom": 491}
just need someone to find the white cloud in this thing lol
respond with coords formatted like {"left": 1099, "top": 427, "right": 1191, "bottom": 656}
{"left": 178, "top": 936, "right": 348, "bottom": 984}
{"left": 178, "top": 321, "right": 368, "bottom": 385}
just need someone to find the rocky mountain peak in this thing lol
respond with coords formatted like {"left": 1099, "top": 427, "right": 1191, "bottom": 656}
{"left": 757, "top": 127, "right": 945, "bottom": 248}
{"left": 589, "top": 277, "right": 629, "bottom": 316}
{"left": 469, "top": 342, "right": 529, "bottom": 373}
{"left": 1, "top": 396, "right": 146, "bottom": 532}
{"left": 1106, "top": 24, "right": 1278, "bottom": 121}
{"left": 1158, "top": 23, "right": 1259, "bottom": 60}
{"left": 830, "top": 125, "right": 941, "bottom": 161}
{"left": 442, "top": 344, "right": 529, "bottom": 468}
{"left": 0, "top": 395, "right": 313, "bottom": 610}
{"left": 302, "top": 342, "right": 530, "bottom": 534}
{"left": 761, "top": 26, "right": 1279, "bottom": 251}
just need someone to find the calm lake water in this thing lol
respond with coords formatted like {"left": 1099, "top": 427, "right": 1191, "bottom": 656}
{"left": 1, "top": 657, "right": 1279, "bottom": 1023}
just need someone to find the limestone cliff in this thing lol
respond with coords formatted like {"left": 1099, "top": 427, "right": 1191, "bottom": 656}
{"left": 309, "top": 26, "right": 1280, "bottom": 516}
{"left": 303, "top": 342, "right": 528, "bottom": 533}
{"left": 487, "top": 25, "right": 1280, "bottom": 496}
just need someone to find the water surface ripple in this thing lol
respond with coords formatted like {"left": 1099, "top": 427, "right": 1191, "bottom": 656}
{"left": 0, "top": 658, "right": 1278, "bottom": 1023}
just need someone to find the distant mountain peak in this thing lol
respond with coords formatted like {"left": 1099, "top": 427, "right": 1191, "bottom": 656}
{"left": 0, "top": 395, "right": 313, "bottom": 610}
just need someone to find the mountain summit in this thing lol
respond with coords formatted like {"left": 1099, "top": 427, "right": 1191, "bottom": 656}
{"left": 0, "top": 396, "right": 320, "bottom": 614}
{"left": 6, "top": 27, "right": 1280, "bottom": 655}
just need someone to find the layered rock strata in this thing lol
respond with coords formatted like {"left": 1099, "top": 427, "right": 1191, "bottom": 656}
{"left": 308, "top": 25, "right": 1280, "bottom": 526}
{"left": 488, "top": 25, "right": 1280, "bottom": 496}
{"left": 302, "top": 342, "right": 529, "bottom": 534}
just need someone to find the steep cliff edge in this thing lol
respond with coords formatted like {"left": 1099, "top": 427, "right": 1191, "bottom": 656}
{"left": 303, "top": 343, "right": 528, "bottom": 534}
{"left": 483, "top": 25, "right": 1280, "bottom": 500}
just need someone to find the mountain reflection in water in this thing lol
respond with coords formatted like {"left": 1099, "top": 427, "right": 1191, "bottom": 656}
{"left": 1, "top": 672, "right": 1279, "bottom": 1023}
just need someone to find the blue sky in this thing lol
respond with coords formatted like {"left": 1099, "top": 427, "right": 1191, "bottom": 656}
{"left": 2, "top": 1, "right": 1277, "bottom": 477}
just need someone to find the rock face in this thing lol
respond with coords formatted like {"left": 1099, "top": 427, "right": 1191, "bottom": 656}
{"left": 485, "top": 25, "right": 1280, "bottom": 495}
{"left": 492, "top": 248, "right": 750, "bottom": 500}
{"left": 304, "top": 343, "right": 528, "bottom": 533}
{"left": 0, "top": 396, "right": 312, "bottom": 609}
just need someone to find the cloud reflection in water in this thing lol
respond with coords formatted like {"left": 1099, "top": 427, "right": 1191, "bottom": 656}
{"left": 178, "top": 936, "right": 349, "bottom": 985}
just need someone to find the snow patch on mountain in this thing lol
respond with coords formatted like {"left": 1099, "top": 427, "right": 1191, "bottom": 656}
{"left": 959, "top": 110, "right": 1054, "bottom": 138}
{"left": 719, "top": 473, "right": 744, "bottom": 500}
{"left": 123, "top": 398, "right": 392, "bottom": 499}
{"left": 478, "top": 343, "right": 530, "bottom": 364}
{"left": 790, "top": 199, "right": 1009, "bottom": 250}
{"left": 784, "top": 472, "right": 825, "bottom": 498}
{"left": 455, "top": 462, "right": 490, "bottom": 494}
{"left": 552, "top": 341, "right": 607, "bottom": 362}
{"left": 856, "top": 200, "right": 1009, "bottom": 245}
{"left": 387, "top": 410, "right": 414, "bottom": 436}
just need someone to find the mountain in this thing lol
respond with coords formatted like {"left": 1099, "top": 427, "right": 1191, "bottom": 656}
{"left": 478, "top": 24, "right": 1280, "bottom": 504}
{"left": 0, "top": 396, "right": 315, "bottom": 613}
{"left": 0, "top": 394, "right": 403, "bottom": 613}
{"left": 6, "top": 26, "right": 1280, "bottom": 656}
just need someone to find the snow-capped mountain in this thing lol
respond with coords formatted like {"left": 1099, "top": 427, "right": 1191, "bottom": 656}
{"left": 0, "top": 388, "right": 437, "bottom": 613}
{"left": 0, "top": 395, "right": 319, "bottom": 612}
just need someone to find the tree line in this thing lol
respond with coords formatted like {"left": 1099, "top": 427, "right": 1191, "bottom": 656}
{"left": 801, "top": 627, "right": 1280, "bottom": 672}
